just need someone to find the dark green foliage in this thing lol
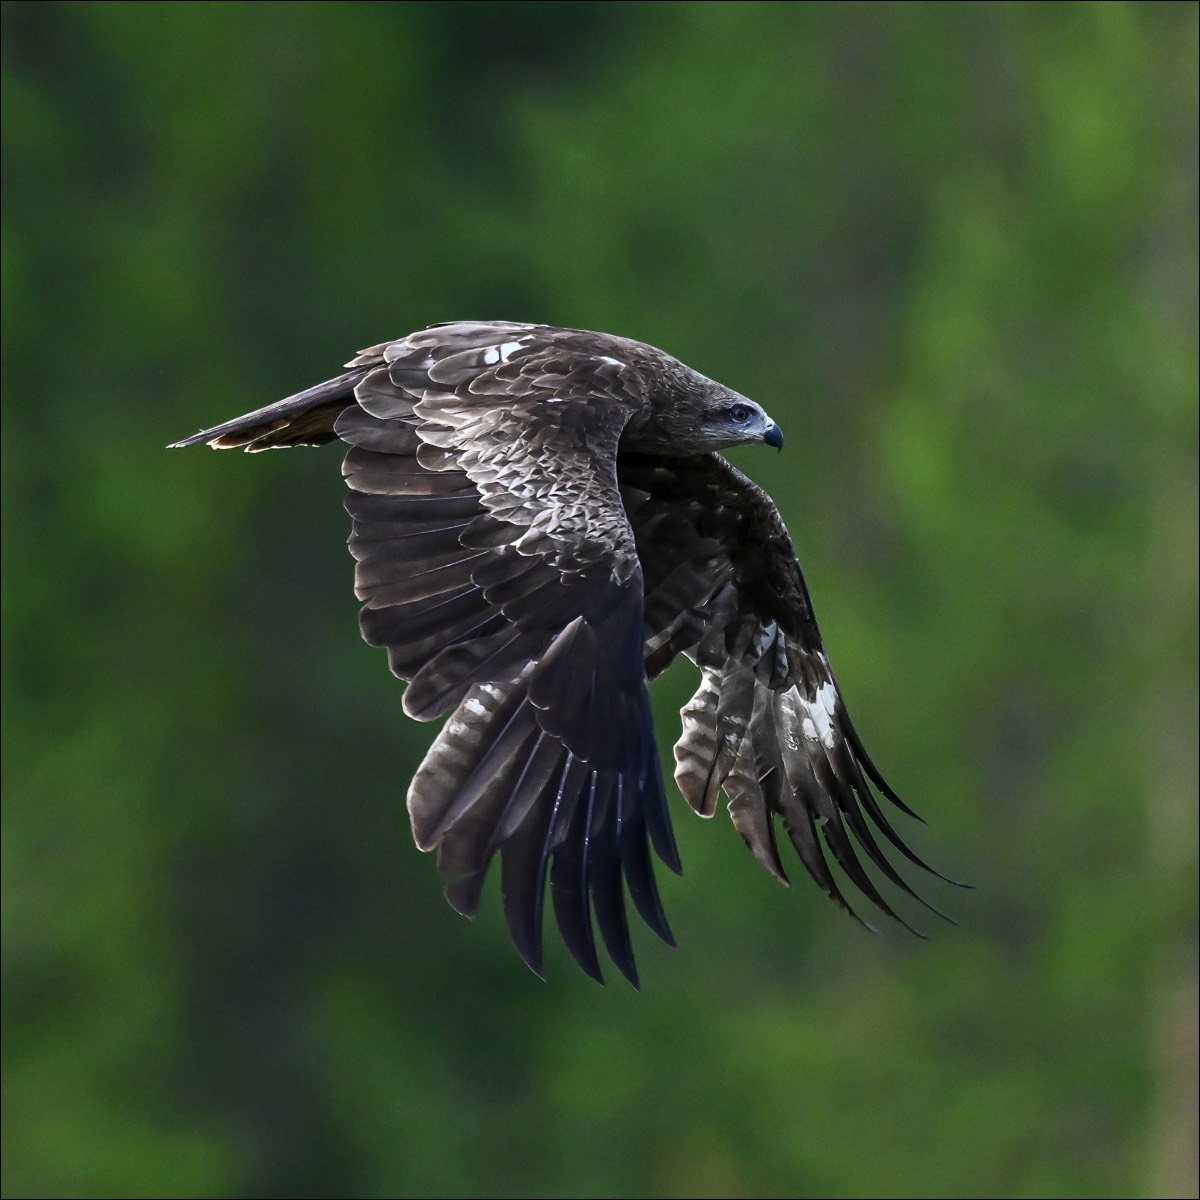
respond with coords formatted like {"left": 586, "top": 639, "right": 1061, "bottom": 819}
{"left": 2, "top": 3, "right": 1196, "bottom": 1196}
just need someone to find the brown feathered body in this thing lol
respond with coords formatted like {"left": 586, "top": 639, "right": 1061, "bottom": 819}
{"left": 172, "top": 321, "right": 952, "bottom": 985}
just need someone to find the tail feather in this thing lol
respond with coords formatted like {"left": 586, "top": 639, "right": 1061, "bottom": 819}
{"left": 168, "top": 368, "right": 367, "bottom": 450}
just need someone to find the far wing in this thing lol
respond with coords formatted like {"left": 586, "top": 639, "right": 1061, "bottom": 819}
{"left": 618, "top": 452, "right": 959, "bottom": 933}
{"left": 341, "top": 324, "right": 677, "bottom": 985}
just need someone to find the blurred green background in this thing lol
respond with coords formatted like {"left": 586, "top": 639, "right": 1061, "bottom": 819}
{"left": 3, "top": 3, "right": 1196, "bottom": 1197}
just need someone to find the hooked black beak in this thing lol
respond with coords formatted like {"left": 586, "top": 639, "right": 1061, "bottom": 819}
{"left": 762, "top": 422, "right": 784, "bottom": 451}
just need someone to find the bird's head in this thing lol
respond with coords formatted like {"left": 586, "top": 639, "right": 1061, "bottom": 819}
{"left": 608, "top": 338, "right": 784, "bottom": 455}
{"left": 694, "top": 390, "right": 784, "bottom": 453}
{"left": 628, "top": 379, "right": 785, "bottom": 456}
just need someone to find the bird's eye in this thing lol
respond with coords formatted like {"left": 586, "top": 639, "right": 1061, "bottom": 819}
{"left": 728, "top": 404, "right": 753, "bottom": 424}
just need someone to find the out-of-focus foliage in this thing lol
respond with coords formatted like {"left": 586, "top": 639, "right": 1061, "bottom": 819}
{"left": 2, "top": 3, "right": 1196, "bottom": 1197}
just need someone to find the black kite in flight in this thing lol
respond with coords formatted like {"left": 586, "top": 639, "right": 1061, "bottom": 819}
{"left": 172, "top": 322, "right": 954, "bottom": 985}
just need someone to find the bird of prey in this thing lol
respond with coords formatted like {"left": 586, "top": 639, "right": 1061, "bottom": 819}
{"left": 171, "top": 321, "right": 953, "bottom": 985}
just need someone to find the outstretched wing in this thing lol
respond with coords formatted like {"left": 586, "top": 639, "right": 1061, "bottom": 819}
{"left": 336, "top": 323, "right": 683, "bottom": 986}
{"left": 618, "top": 451, "right": 959, "bottom": 934}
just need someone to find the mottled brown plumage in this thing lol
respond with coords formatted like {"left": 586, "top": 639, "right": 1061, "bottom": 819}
{"left": 171, "top": 321, "right": 955, "bottom": 985}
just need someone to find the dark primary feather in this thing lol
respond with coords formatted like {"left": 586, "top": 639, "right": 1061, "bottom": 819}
{"left": 171, "top": 320, "right": 958, "bottom": 985}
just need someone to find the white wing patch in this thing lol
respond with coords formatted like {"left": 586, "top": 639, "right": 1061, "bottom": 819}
{"left": 482, "top": 340, "right": 527, "bottom": 366}
{"left": 798, "top": 680, "right": 839, "bottom": 749}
